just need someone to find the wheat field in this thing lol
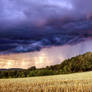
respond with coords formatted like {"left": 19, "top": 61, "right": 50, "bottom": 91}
{"left": 0, "top": 71, "right": 92, "bottom": 92}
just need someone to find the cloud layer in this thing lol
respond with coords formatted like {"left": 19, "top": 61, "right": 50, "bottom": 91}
{"left": 0, "top": 18, "right": 92, "bottom": 54}
{"left": 0, "top": 0, "right": 92, "bottom": 27}
{"left": 0, "top": 0, "right": 73, "bottom": 24}
{"left": 0, "top": 0, "right": 92, "bottom": 54}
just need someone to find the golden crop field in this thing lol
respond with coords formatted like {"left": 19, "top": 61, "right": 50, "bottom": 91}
{"left": 0, "top": 71, "right": 92, "bottom": 92}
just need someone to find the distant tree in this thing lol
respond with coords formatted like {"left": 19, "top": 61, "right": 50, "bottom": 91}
{"left": 28, "top": 66, "right": 36, "bottom": 70}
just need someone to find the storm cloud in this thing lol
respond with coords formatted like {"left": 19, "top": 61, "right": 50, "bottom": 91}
{"left": 0, "top": 0, "right": 92, "bottom": 26}
{"left": 0, "top": 0, "right": 92, "bottom": 54}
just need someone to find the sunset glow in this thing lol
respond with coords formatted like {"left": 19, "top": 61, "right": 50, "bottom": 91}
{"left": 0, "top": 38, "right": 91, "bottom": 69}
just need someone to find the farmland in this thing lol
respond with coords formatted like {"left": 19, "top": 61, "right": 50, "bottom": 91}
{"left": 0, "top": 71, "right": 92, "bottom": 92}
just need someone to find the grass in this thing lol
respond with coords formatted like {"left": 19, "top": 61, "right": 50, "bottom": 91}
{"left": 0, "top": 71, "right": 92, "bottom": 92}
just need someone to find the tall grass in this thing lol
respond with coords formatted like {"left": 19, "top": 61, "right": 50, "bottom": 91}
{"left": 0, "top": 71, "right": 92, "bottom": 92}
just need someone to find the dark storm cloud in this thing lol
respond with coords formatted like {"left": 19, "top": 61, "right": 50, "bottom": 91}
{"left": 1, "top": 18, "right": 92, "bottom": 54}
{"left": 0, "top": 0, "right": 92, "bottom": 54}
{"left": 0, "top": 0, "right": 92, "bottom": 26}
{"left": 0, "top": 0, "right": 74, "bottom": 25}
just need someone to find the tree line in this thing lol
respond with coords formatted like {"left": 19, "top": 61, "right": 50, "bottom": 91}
{"left": 0, "top": 52, "right": 92, "bottom": 78}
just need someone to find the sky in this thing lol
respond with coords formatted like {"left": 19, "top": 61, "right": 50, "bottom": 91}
{"left": 0, "top": 0, "right": 92, "bottom": 27}
{"left": 0, "top": 38, "right": 92, "bottom": 69}
{"left": 0, "top": 0, "right": 92, "bottom": 68}
{"left": 0, "top": 0, "right": 92, "bottom": 54}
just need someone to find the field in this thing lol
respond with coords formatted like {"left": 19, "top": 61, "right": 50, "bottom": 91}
{"left": 0, "top": 72, "right": 92, "bottom": 92}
